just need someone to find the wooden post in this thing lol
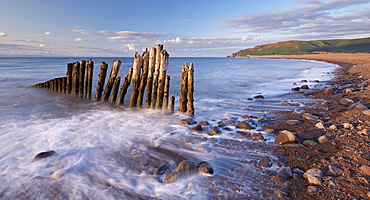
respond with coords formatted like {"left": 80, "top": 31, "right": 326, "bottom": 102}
{"left": 71, "top": 61, "right": 80, "bottom": 96}
{"left": 169, "top": 95, "right": 175, "bottom": 114}
{"left": 117, "top": 67, "right": 133, "bottom": 105}
{"left": 179, "top": 63, "right": 188, "bottom": 112}
{"left": 137, "top": 50, "right": 149, "bottom": 107}
{"left": 53, "top": 78, "right": 58, "bottom": 92}
{"left": 129, "top": 52, "right": 143, "bottom": 107}
{"left": 95, "top": 62, "right": 108, "bottom": 101}
{"left": 85, "top": 59, "right": 94, "bottom": 99}
{"left": 145, "top": 47, "right": 156, "bottom": 108}
{"left": 150, "top": 44, "right": 163, "bottom": 109}
{"left": 163, "top": 75, "right": 170, "bottom": 110}
{"left": 110, "top": 76, "right": 121, "bottom": 104}
{"left": 57, "top": 78, "right": 62, "bottom": 93}
{"left": 66, "top": 63, "right": 73, "bottom": 94}
{"left": 156, "top": 50, "right": 169, "bottom": 109}
{"left": 187, "top": 63, "right": 195, "bottom": 115}
{"left": 102, "top": 60, "right": 121, "bottom": 102}
{"left": 62, "top": 77, "right": 67, "bottom": 93}
{"left": 79, "top": 60, "right": 86, "bottom": 97}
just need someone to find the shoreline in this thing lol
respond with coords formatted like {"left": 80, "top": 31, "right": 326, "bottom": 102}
{"left": 251, "top": 53, "right": 370, "bottom": 199}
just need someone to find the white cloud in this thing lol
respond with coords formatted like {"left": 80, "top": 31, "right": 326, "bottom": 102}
{"left": 0, "top": 32, "right": 7, "bottom": 37}
{"left": 71, "top": 29, "right": 170, "bottom": 40}
{"left": 39, "top": 44, "right": 45, "bottom": 47}
{"left": 221, "top": 0, "right": 370, "bottom": 38}
{"left": 38, "top": 32, "right": 51, "bottom": 36}
{"left": 122, "top": 43, "right": 137, "bottom": 51}
{"left": 74, "top": 38, "right": 87, "bottom": 42}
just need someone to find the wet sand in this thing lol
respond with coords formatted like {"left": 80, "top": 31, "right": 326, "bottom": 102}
{"left": 251, "top": 53, "right": 370, "bottom": 199}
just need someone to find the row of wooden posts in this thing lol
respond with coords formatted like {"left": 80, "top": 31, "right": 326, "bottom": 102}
{"left": 31, "top": 45, "right": 195, "bottom": 115}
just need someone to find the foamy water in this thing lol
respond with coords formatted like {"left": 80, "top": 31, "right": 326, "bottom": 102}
{"left": 0, "top": 57, "right": 337, "bottom": 199}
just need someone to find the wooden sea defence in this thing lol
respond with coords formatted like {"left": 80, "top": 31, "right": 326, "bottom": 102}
{"left": 31, "top": 45, "right": 195, "bottom": 115}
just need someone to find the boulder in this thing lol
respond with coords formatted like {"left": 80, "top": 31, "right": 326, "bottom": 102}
{"left": 324, "top": 88, "right": 336, "bottom": 96}
{"left": 197, "top": 161, "right": 214, "bottom": 175}
{"left": 303, "top": 168, "right": 323, "bottom": 185}
{"left": 32, "top": 150, "right": 56, "bottom": 162}
{"left": 274, "top": 130, "right": 296, "bottom": 145}
{"left": 154, "top": 164, "right": 170, "bottom": 176}
{"left": 163, "top": 160, "right": 198, "bottom": 184}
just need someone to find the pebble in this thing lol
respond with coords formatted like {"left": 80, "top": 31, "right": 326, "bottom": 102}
{"left": 328, "top": 165, "right": 344, "bottom": 175}
{"left": 32, "top": 150, "right": 56, "bottom": 162}
{"left": 302, "top": 113, "right": 319, "bottom": 120}
{"left": 286, "top": 120, "right": 301, "bottom": 125}
{"left": 197, "top": 161, "right": 214, "bottom": 175}
{"left": 307, "top": 186, "right": 318, "bottom": 193}
{"left": 362, "top": 110, "right": 370, "bottom": 116}
{"left": 302, "top": 140, "right": 317, "bottom": 146}
{"left": 340, "top": 98, "right": 355, "bottom": 106}
{"left": 264, "top": 129, "right": 275, "bottom": 133}
{"left": 275, "top": 190, "right": 288, "bottom": 198}
{"left": 328, "top": 125, "right": 337, "bottom": 130}
{"left": 315, "top": 122, "right": 325, "bottom": 129}
{"left": 236, "top": 121, "right": 254, "bottom": 130}
{"left": 348, "top": 102, "right": 368, "bottom": 109}
{"left": 254, "top": 95, "right": 264, "bottom": 99}
{"left": 359, "top": 165, "right": 370, "bottom": 176}
{"left": 343, "top": 123, "right": 354, "bottom": 129}
{"left": 324, "top": 88, "right": 336, "bottom": 96}
{"left": 318, "top": 136, "right": 330, "bottom": 144}
{"left": 258, "top": 156, "right": 274, "bottom": 168}
{"left": 191, "top": 124, "right": 203, "bottom": 132}
{"left": 358, "top": 129, "right": 370, "bottom": 136}
{"left": 163, "top": 160, "right": 198, "bottom": 184}
{"left": 251, "top": 133, "right": 265, "bottom": 141}
{"left": 301, "top": 85, "right": 309, "bottom": 89}
{"left": 209, "top": 127, "right": 222, "bottom": 136}
{"left": 180, "top": 118, "right": 197, "bottom": 125}
{"left": 303, "top": 168, "right": 323, "bottom": 185}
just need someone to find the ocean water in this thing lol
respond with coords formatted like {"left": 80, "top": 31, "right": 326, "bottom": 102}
{"left": 0, "top": 57, "right": 337, "bottom": 199}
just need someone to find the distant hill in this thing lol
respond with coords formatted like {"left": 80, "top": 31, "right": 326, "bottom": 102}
{"left": 229, "top": 37, "right": 370, "bottom": 57}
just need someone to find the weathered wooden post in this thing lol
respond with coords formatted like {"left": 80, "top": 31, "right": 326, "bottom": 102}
{"left": 102, "top": 60, "right": 121, "bottom": 102}
{"left": 84, "top": 59, "right": 94, "bottom": 99}
{"left": 187, "top": 63, "right": 195, "bottom": 115}
{"left": 79, "top": 60, "right": 86, "bottom": 97}
{"left": 95, "top": 62, "right": 108, "bottom": 101}
{"left": 150, "top": 44, "right": 163, "bottom": 109}
{"left": 110, "top": 76, "right": 121, "bottom": 104}
{"left": 129, "top": 52, "right": 143, "bottom": 107}
{"left": 117, "top": 67, "right": 133, "bottom": 105}
{"left": 169, "top": 95, "right": 175, "bottom": 114}
{"left": 66, "top": 63, "right": 73, "bottom": 94}
{"left": 179, "top": 63, "right": 188, "bottom": 112}
{"left": 145, "top": 47, "right": 156, "bottom": 108}
{"left": 137, "top": 50, "right": 149, "bottom": 107}
{"left": 71, "top": 61, "right": 80, "bottom": 96}
{"left": 57, "top": 78, "right": 62, "bottom": 93}
{"left": 163, "top": 75, "right": 170, "bottom": 110}
{"left": 156, "top": 50, "right": 169, "bottom": 109}
{"left": 62, "top": 77, "right": 67, "bottom": 93}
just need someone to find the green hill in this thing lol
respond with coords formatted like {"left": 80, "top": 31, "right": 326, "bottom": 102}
{"left": 229, "top": 37, "right": 370, "bottom": 57}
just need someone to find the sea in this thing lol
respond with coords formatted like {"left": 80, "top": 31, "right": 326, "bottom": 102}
{"left": 0, "top": 56, "right": 338, "bottom": 199}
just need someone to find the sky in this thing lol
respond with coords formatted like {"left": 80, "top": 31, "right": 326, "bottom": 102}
{"left": 0, "top": 0, "right": 369, "bottom": 57}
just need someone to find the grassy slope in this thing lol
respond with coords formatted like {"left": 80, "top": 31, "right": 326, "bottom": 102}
{"left": 231, "top": 37, "right": 370, "bottom": 56}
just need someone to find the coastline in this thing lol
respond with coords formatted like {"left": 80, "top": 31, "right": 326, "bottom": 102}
{"left": 252, "top": 53, "right": 370, "bottom": 199}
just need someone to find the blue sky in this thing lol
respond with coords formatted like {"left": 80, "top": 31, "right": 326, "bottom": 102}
{"left": 0, "top": 0, "right": 369, "bottom": 57}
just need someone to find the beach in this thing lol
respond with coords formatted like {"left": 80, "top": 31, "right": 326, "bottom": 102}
{"left": 252, "top": 53, "right": 370, "bottom": 199}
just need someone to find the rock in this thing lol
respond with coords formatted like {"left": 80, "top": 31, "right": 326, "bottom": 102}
{"left": 318, "top": 136, "right": 330, "bottom": 144}
{"left": 258, "top": 156, "right": 274, "bottom": 168}
{"left": 274, "top": 130, "right": 296, "bottom": 145}
{"left": 363, "top": 110, "right": 370, "bottom": 116}
{"left": 209, "top": 127, "right": 222, "bottom": 136}
{"left": 32, "top": 150, "right": 56, "bottom": 162}
{"left": 303, "top": 168, "right": 323, "bottom": 185}
{"left": 343, "top": 88, "right": 352, "bottom": 93}
{"left": 254, "top": 95, "right": 264, "bottom": 99}
{"left": 324, "top": 88, "right": 336, "bottom": 96}
{"left": 302, "top": 140, "right": 317, "bottom": 146}
{"left": 191, "top": 124, "right": 203, "bottom": 132}
{"left": 315, "top": 122, "right": 325, "bottom": 129}
{"left": 242, "top": 115, "right": 249, "bottom": 119}
{"left": 358, "top": 129, "right": 370, "bottom": 136}
{"left": 312, "top": 80, "right": 320, "bottom": 83}
{"left": 291, "top": 87, "right": 300, "bottom": 91}
{"left": 343, "top": 123, "right": 354, "bottom": 129}
{"left": 328, "top": 165, "right": 343, "bottom": 175}
{"left": 302, "top": 113, "right": 319, "bottom": 120}
{"left": 285, "top": 120, "right": 301, "bottom": 125}
{"left": 198, "top": 121, "right": 209, "bottom": 126}
{"left": 301, "top": 85, "right": 309, "bottom": 89}
{"left": 348, "top": 102, "right": 368, "bottom": 109}
{"left": 272, "top": 174, "right": 287, "bottom": 183}
{"left": 236, "top": 121, "right": 255, "bottom": 130}
{"left": 360, "top": 165, "right": 370, "bottom": 176}
{"left": 180, "top": 118, "right": 197, "bottom": 125}
{"left": 275, "top": 190, "right": 288, "bottom": 198}
{"left": 163, "top": 160, "right": 198, "bottom": 184}
{"left": 197, "top": 161, "right": 214, "bottom": 175}
{"left": 307, "top": 186, "right": 318, "bottom": 194}
{"left": 328, "top": 125, "right": 337, "bottom": 130}
{"left": 340, "top": 98, "right": 354, "bottom": 106}
{"left": 154, "top": 164, "right": 170, "bottom": 176}
{"left": 265, "top": 129, "right": 275, "bottom": 133}
{"left": 251, "top": 133, "right": 265, "bottom": 141}
{"left": 300, "top": 80, "right": 308, "bottom": 82}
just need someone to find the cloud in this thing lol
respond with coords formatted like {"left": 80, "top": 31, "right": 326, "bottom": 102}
{"left": 159, "top": 35, "right": 263, "bottom": 46}
{"left": 71, "top": 29, "right": 170, "bottom": 40}
{"left": 74, "top": 38, "right": 87, "bottom": 42}
{"left": 0, "top": 32, "right": 7, "bottom": 37}
{"left": 221, "top": 0, "right": 370, "bottom": 38}
{"left": 38, "top": 32, "right": 51, "bottom": 36}
{"left": 39, "top": 44, "right": 45, "bottom": 47}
